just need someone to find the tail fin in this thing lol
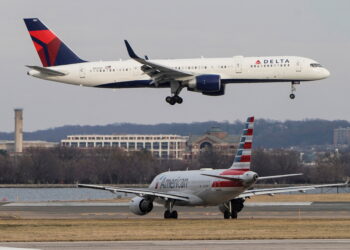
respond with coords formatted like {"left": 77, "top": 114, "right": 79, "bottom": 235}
{"left": 230, "top": 116, "right": 254, "bottom": 170}
{"left": 23, "top": 18, "right": 85, "bottom": 67}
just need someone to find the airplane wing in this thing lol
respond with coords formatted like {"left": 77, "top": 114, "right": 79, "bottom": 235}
{"left": 239, "top": 179, "right": 349, "bottom": 198}
{"left": 124, "top": 40, "right": 194, "bottom": 85}
{"left": 26, "top": 65, "right": 66, "bottom": 76}
{"left": 78, "top": 184, "right": 190, "bottom": 202}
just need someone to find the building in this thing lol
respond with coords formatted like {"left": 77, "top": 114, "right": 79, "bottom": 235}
{"left": 61, "top": 134, "right": 188, "bottom": 160}
{"left": 14, "top": 109, "right": 23, "bottom": 153}
{"left": 0, "top": 109, "right": 57, "bottom": 154}
{"left": 0, "top": 140, "right": 58, "bottom": 152}
{"left": 183, "top": 127, "right": 240, "bottom": 160}
{"left": 334, "top": 128, "right": 350, "bottom": 146}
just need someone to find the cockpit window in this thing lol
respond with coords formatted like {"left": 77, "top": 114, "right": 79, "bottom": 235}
{"left": 310, "top": 63, "right": 323, "bottom": 68}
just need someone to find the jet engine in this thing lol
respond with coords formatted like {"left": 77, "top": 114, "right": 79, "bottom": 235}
{"left": 187, "top": 74, "right": 224, "bottom": 96}
{"left": 129, "top": 196, "right": 153, "bottom": 215}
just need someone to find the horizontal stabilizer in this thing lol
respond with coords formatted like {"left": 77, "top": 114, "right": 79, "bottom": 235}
{"left": 26, "top": 65, "right": 66, "bottom": 76}
{"left": 257, "top": 173, "right": 303, "bottom": 180}
{"left": 201, "top": 173, "right": 243, "bottom": 182}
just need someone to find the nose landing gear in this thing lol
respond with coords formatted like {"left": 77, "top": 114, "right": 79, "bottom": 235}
{"left": 290, "top": 81, "right": 300, "bottom": 99}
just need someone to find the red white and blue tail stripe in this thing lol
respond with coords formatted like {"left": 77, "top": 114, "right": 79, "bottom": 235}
{"left": 230, "top": 116, "right": 254, "bottom": 170}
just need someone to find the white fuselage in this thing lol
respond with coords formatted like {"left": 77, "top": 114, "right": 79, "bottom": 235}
{"left": 28, "top": 56, "right": 330, "bottom": 89}
{"left": 148, "top": 168, "right": 255, "bottom": 206}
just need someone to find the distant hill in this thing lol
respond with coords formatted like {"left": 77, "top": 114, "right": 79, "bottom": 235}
{"left": 1, "top": 119, "right": 349, "bottom": 148}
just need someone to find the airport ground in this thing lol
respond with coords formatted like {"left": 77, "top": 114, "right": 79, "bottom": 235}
{"left": 0, "top": 218, "right": 350, "bottom": 242}
{"left": 1, "top": 239, "right": 350, "bottom": 250}
{"left": 0, "top": 193, "right": 350, "bottom": 249}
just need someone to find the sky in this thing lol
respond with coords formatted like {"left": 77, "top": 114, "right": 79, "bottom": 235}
{"left": 1, "top": 0, "right": 350, "bottom": 132}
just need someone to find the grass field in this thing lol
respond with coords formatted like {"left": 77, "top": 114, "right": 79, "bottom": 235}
{"left": 77, "top": 193, "right": 350, "bottom": 203}
{"left": 246, "top": 193, "right": 350, "bottom": 202}
{"left": 0, "top": 219, "right": 350, "bottom": 242}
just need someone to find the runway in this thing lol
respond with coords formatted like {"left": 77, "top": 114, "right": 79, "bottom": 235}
{"left": 1, "top": 239, "right": 350, "bottom": 250}
{"left": 1, "top": 201, "right": 350, "bottom": 219}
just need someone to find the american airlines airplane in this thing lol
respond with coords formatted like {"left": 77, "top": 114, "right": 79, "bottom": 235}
{"left": 79, "top": 117, "right": 348, "bottom": 219}
{"left": 24, "top": 18, "right": 330, "bottom": 105}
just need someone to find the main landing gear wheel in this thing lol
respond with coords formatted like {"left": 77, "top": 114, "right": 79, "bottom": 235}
{"left": 164, "top": 200, "right": 178, "bottom": 219}
{"left": 164, "top": 210, "right": 178, "bottom": 219}
{"left": 223, "top": 211, "right": 237, "bottom": 219}
{"left": 164, "top": 210, "right": 171, "bottom": 219}
{"left": 174, "top": 95, "right": 183, "bottom": 104}
{"left": 171, "top": 210, "right": 178, "bottom": 219}
{"left": 231, "top": 211, "right": 238, "bottom": 219}
{"left": 165, "top": 96, "right": 175, "bottom": 105}
{"left": 223, "top": 198, "right": 245, "bottom": 219}
{"left": 165, "top": 96, "right": 183, "bottom": 105}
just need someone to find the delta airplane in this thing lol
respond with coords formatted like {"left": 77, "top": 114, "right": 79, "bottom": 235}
{"left": 24, "top": 18, "right": 330, "bottom": 105}
{"left": 79, "top": 117, "right": 348, "bottom": 219}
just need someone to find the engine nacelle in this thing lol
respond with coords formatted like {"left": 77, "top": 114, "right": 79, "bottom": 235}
{"left": 129, "top": 196, "right": 153, "bottom": 216}
{"left": 187, "top": 74, "right": 223, "bottom": 95}
{"left": 202, "top": 84, "right": 225, "bottom": 96}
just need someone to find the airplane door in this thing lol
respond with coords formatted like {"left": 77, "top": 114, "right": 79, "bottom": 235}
{"left": 296, "top": 61, "right": 302, "bottom": 72}
{"left": 234, "top": 56, "right": 243, "bottom": 73}
{"left": 79, "top": 66, "right": 86, "bottom": 78}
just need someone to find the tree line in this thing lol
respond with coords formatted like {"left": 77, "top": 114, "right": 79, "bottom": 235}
{"left": 0, "top": 147, "right": 349, "bottom": 184}
{"left": 1, "top": 118, "right": 350, "bottom": 148}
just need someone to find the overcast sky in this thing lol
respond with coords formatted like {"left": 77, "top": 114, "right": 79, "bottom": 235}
{"left": 1, "top": 0, "right": 349, "bottom": 132}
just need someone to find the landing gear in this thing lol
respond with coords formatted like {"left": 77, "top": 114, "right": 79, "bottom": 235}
{"left": 165, "top": 96, "right": 175, "bottom": 105}
{"left": 223, "top": 198, "right": 245, "bottom": 219}
{"left": 174, "top": 95, "right": 183, "bottom": 104}
{"left": 164, "top": 200, "right": 178, "bottom": 219}
{"left": 164, "top": 210, "right": 178, "bottom": 219}
{"left": 290, "top": 81, "right": 300, "bottom": 99}
{"left": 165, "top": 95, "right": 183, "bottom": 105}
{"left": 165, "top": 81, "right": 183, "bottom": 105}
{"left": 164, "top": 210, "right": 171, "bottom": 218}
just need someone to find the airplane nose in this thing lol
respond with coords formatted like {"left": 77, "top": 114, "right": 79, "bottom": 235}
{"left": 322, "top": 68, "right": 330, "bottom": 78}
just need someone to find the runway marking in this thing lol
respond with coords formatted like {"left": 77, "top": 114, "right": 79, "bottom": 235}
{"left": 0, "top": 247, "right": 39, "bottom": 250}
{"left": 4, "top": 202, "right": 312, "bottom": 207}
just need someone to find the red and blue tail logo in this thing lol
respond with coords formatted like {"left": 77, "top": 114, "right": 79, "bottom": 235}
{"left": 230, "top": 116, "right": 254, "bottom": 170}
{"left": 24, "top": 18, "right": 85, "bottom": 67}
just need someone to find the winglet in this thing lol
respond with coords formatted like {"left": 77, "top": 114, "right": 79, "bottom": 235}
{"left": 124, "top": 40, "right": 140, "bottom": 59}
